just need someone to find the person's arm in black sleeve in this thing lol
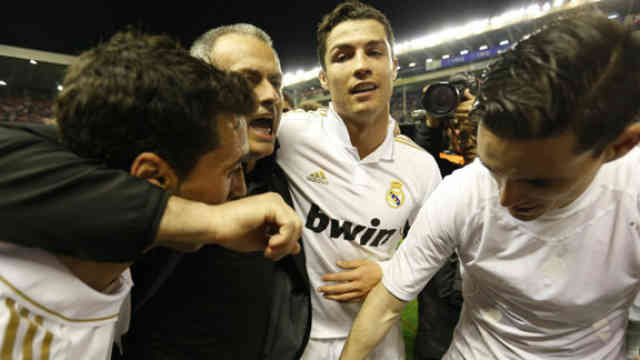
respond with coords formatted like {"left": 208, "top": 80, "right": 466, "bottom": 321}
{"left": 0, "top": 121, "right": 168, "bottom": 262}
{"left": 414, "top": 113, "right": 447, "bottom": 157}
{"left": 0, "top": 121, "right": 303, "bottom": 262}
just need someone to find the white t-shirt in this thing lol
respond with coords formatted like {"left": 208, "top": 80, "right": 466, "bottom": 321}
{"left": 277, "top": 105, "right": 441, "bottom": 339}
{"left": 0, "top": 242, "right": 132, "bottom": 360}
{"left": 385, "top": 147, "right": 640, "bottom": 359}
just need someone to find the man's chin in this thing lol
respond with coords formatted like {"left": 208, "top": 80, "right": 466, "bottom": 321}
{"left": 249, "top": 142, "right": 275, "bottom": 160}
{"left": 508, "top": 208, "right": 544, "bottom": 221}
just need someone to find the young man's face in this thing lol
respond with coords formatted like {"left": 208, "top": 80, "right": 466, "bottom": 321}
{"left": 477, "top": 124, "right": 607, "bottom": 221}
{"left": 178, "top": 113, "right": 249, "bottom": 205}
{"left": 320, "top": 19, "right": 397, "bottom": 125}
{"left": 211, "top": 33, "right": 282, "bottom": 161}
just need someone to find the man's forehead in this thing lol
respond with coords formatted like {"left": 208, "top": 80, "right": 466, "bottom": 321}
{"left": 211, "top": 33, "right": 281, "bottom": 75}
{"left": 326, "top": 19, "right": 389, "bottom": 51}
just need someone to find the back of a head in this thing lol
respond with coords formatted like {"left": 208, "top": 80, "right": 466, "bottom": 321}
{"left": 316, "top": 1, "right": 395, "bottom": 69}
{"left": 190, "top": 23, "right": 274, "bottom": 66}
{"left": 474, "top": 12, "right": 640, "bottom": 155}
{"left": 55, "top": 29, "right": 256, "bottom": 178}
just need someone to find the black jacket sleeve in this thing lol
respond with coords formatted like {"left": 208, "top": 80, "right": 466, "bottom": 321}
{"left": 413, "top": 120, "right": 446, "bottom": 158}
{"left": 0, "top": 121, "right": 169, "bottom": 262}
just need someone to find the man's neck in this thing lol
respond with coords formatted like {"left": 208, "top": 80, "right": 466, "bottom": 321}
{"left": 342, "top": 111, "right": 389, "bottom": 159}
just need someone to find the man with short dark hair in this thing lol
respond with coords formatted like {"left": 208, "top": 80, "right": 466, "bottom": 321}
{"left": 341, "top": 12, "right": 640, "bottom": 360}
{"left": 277, "top": 2, "right": 441, "bottom": 359}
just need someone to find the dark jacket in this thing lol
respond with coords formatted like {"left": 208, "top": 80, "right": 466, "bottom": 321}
{"left": 0, "top": 121, "right": 167, "bottom": 261}
{"left": 119, "top": 152, "right": 311, "bottom": 360}
{"left": 0, "top": 122, "right": 310, "bottom": 360}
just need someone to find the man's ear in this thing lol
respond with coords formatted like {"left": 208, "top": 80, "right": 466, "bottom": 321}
{"left": 130, "top": 152, "right": 180, "bottom": 192}
{"left": 392, "top": 57, "right": 399, "bottom": 81}
{"left": 319, "top": 69, "right": 329, "bottom": 91}
{"left": 604, "top": 122, "right": 640, "bottom": 163}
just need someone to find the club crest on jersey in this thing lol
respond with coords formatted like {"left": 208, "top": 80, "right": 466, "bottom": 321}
{"left": 307, "top": 170, "right": 328, "bottom": 185}
{"left": 386, "top": 181, "right": 405, "bottom": 208}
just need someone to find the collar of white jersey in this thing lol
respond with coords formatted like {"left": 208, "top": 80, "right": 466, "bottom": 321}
{"left": 323, "top": 102, "right": 395, "bottom": 163}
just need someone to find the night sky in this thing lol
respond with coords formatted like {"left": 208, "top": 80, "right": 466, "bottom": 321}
{"left": 2, "top": 0, "right": 522, "bottom": 72}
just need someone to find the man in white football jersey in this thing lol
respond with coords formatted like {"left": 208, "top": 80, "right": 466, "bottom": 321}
{"left": 276, "top": 2, "right": 441, "bottom": 359}
{"left": 341, "top": 13, "right": 640, "bottom": 360}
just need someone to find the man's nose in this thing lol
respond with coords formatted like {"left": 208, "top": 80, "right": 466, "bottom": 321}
{"left": 256, "top": 79, "right": 280, "bottom": 109}
{"left": 499, "top": 179, "right": 524, "bottom": 208}
{"left": 353, "top": 51, "right": 372, "bottom": 79}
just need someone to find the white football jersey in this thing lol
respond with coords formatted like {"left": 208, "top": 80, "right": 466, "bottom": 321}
{"left": 277, "top": 104, "right": 441, "bottom": 339}
{"left": 0, "top": 242, "right": 132, "bottom": 360}
{"left": 385, "top": 147, "right": 640, "bottom": 359}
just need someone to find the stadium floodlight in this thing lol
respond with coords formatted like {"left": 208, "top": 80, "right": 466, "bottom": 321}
{"left": 409, "top": 62, "right": 416, "bottom": 68}
{"left": 30, "top": 59, "right": 38, "bottom": 65}
{"left": 542, "top": 2, "right": 551, "bottom": 12}
{"left": 442, "top": 54, "right": 450, "bottom": 59}
{"left": 553, "top": 0, "right": 564, "bottom": 7}
{"left": 500, "top": 40, "right": 510, "bottom": 46}
{"left": 608, "top": 13, "right": 619, "bottom": 19}
{"left": 57, "top": 85, "right": 64, "bottom": 91}
{"left": 479, "top": 45, "right": 489, "bottom": 51}
{"left": 426, "top": 58, "right": 433, "bottom": 63}
{"left": 526, "top": 4, "right": 541, "bottom": 17}
{"left": 0, "top": 80, "right": 6, "bottom": 86}
{"left": 460, "top": 49, "right": 469, "bottom": 55}
{"left": 458, "top": 18, "right": 490, "bottom": 39}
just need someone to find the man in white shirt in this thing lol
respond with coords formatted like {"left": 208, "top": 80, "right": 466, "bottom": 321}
{"left": 341, "top": 12, "right": 640, "bottom": 360}
{"left": 276, "top": 2, "right": 441, "bottom": 359}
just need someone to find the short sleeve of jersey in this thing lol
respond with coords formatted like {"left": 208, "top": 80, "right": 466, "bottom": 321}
{"left": 0, "top": 122, "right": 169, "bottom": 262}
{"left": 383, "top": 162, "right": 482, "bottom": 301}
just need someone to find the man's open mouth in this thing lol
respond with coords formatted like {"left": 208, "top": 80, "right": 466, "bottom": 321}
{"left": 249, "top": 117, "right": 274, "bottom": 136}
{"left": 350, "top": 83, "right": 378, "bottom": 94}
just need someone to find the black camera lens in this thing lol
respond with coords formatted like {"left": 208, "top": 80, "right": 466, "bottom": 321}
{"left": 422, "top": 82, "right": 462, "bottom": 117}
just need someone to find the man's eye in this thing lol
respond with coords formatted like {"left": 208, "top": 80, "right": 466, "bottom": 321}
{"left": 526, "top": 179, "right": 551, "bottom": 187}
{"left": 244, "top": 74, "right": 260, "bottom": 85}
{"left": 334, "top": 53, "right": 347, "bottom": 62}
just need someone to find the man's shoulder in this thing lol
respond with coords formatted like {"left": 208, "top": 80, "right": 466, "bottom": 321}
{"left": 0, "top": 121, "right": 59, "bottom": 141}
{"left": 393, "top": 134, "right": 439, "bottom": 170}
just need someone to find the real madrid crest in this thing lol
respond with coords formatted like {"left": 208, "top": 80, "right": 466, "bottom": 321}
{"left": 386, "top": 181, "right": 405, "bottom": 208}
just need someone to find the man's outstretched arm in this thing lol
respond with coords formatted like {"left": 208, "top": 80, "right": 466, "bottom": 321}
{"left": 0, "top": 122, "right": 300, "bottom": 262}
{"left": 339, "top": 282, "right": 407, "bottom": 360}
{"left": 157, "top": 193, "right": 301, "bottom": 261}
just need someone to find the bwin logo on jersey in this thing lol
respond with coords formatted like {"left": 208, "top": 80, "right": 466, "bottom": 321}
{"left": 386, "top": 181, "right": 405, "bottom": 208}
{"left": 305, "top": 203, "right": 397, "bottom": 247}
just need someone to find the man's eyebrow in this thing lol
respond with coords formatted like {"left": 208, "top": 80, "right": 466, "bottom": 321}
{"left": 330, "top": 40, "right": 386, "bottom": 52}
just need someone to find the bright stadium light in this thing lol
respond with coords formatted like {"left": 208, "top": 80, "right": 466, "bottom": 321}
{"left": 30, "top": 59, "right": 38, "bottom": 65}
{"left": 553, "top": 0, "right": 564, "bottom": 7}
{"left": 57, "top": 85, "right": 64, "bottom": 91}
{"left": 500, "top": 40, "right": 510, "bottom": 46}
{"left": 479, "top": 45, "right": 489, "bottom": 50}
{"left": 526, "top": 4, "right": 541, "bottom": 17}
{"left": 409, "top": 62, "right": 416, "bottom": 67}
{"left": 608, "top": 13, "right": 619, "bottom": 19}
{"left": 442, "top": 54, "right": 450, "bottom": 59}
{"left": 460, "top": 49, "right": 469, "bottom": 55}
{"left": 0, "top": 80, "right": 6, "bottom": 86}
{"left": 542, "top": 2, "right": 552, "bottom": 12}
{"left": 426, "top": 58, "right": 433, "bottom": 63}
